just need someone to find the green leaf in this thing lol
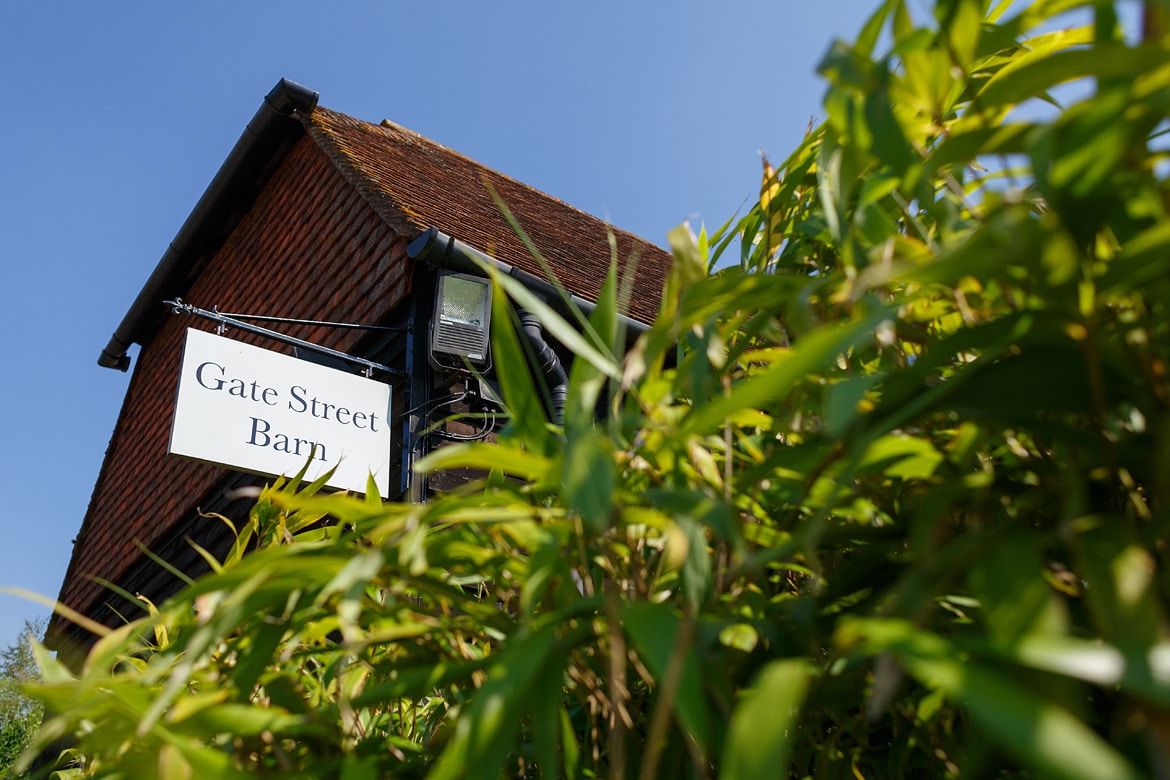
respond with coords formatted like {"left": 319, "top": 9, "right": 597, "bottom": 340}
{"left": 968, "top": 533, "right": 1067, "bottom": 645}
{"left": 1100, "top": 219, "right": 1170, "bottom": 295}
{"left": 681, "top": 301, "right": 890, "bottom": 435}
{"left": 559, "top": 706, "right": 581, "bottom": 778}
{"left": 676, "top": 272, "right": 808, "bottom": 335}
{"left": 668, "top": 224, "right": 708, "bottom": 289}
{"left": 489, "top": 281, "right": 553, "bottom": 451}
{"left": 857, "top": 434, "right": 944, "bottom": 480}
{"left": 1047, "top": 87, "right": 1130, "bottom": 197}
{"left": 825, "top": 374, "right": 880, "bottom": 438}
{"left": 927, "top": 123, "right": 1037, "bottom": 172}
{"left": 943, "top": 0, "right": 983, "bottom": 71}
{"left": 818, "top": 39, "right": 877, "bottom": 92}
{"left": 415, "top": 441, "right": 553, "bottom": 483}
{"left": 562, "top": 428, "right": 616, "bottom": 534}
{"left": 864, "top": 88, "right": 918, "bottom": 175}
{"left": 167, "top": 702, "right": 316, "bottom": 738}
{"left": 645, "top": 489, "right": 742, "bottom": 554}
{"left": 621, "top": 602, "right": 712, "bottom": 751}
{"left": 426, "top": 625, "right": 567, "bottom": 780}
{"left": 677, "top": 515, "right": 713, "bottom": 611}
{"left": 1014, "top": 636, "right": 1170, "bottom": 707}
{"left": 489, "top": 265, "right": 621, "bottom": 382}
{"left": 839, "top": 619, "right": 1144, "bottom": 780}
{"left": 352, "top": 657, "right": 493, "bottom": 708}
{"left": 28, "top": 636, "right": 75, "bottom": 687}
{"left": 721, "top": 659, "right": 812, "bottom": 780}
{"left": 565, "top": 261, "right": 617, "bottom": 436}
{"left": 150, "top": 734, "right": 253, "bottom": 780}
{"left": 341, "top": 755, "right": 380, "bottom": 780}
{"left": 941, "top": 347, "right": 1096, "bottom": 419}
{"left": 976, "top": 43, "right": 1166, "bottom": 109}
{"left": 1075, "top": 523, "right": 1165, "bottom": 650}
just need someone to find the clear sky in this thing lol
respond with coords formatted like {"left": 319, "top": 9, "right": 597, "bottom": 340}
{"left": 0, "top": 0, "right": 878, "bottom": 644}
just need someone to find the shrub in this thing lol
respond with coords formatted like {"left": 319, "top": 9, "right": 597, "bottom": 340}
{"left": 1, "top": 620, "right": 45, "bottom": 779}
{"left": 25, "top": 0, "right": 1170, "bottom": 777}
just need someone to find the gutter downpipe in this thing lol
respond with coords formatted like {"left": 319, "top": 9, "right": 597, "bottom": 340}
{"left": 98, "top": 78, "right": 319, "bottom": 371}
{"left": 518, "top": 310, "right": 569, "bottom": 424}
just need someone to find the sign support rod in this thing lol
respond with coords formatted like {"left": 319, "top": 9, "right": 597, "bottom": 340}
{"left": 164, "top": 299, "right": 405, "bottom": 378}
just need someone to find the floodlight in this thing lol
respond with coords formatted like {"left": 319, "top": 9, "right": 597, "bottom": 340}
{"left": 431, "top": 272, "right": 492, "bottom": 368}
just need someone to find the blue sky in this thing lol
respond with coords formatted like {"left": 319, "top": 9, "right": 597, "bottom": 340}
{"left": 0, "top": 1, "right": 878, "bottom": 644}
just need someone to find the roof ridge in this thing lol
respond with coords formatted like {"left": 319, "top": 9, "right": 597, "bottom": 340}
{"left": 303, "top": 108, "right": 424, "bottom": 238}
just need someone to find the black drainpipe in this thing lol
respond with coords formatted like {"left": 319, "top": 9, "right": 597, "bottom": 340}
{"left": 98, "top": 78, "right": 319, "bottom": 371}
{"left": 518, "top": 310, "right": 568, "bottom": 425}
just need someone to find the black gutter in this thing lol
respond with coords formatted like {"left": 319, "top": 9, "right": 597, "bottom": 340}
{"left": 406, "top": 227, "right": 650, "bottom": 338}
{"left": 98, "top": 78, "right": 319, "bottom": 371}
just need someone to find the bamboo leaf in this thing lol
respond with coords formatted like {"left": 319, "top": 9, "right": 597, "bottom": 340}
{"left": 488, "top": 278, "right": 553, "bottom": 450}
{"left": 426, "top": 625, "right": 564, "bottom": 780}
{"left": 721, "top": 659, "right": 812, "bottom": 780}
{"left": 621, "top": 602, "right": 712, "bottom": 751}
{"left": 682, "top": 301, "right": 890, "bottom": 435}
{"left": 839, "top": 619, "right": 1144, "bottom": 780}
{"left": 415, "top": 441, "right": 553, "bottom": 482}
{"left": 489, "top": 265, "right": 622, "bottom": 381}
{"left": 562, "top": 428, "right": 616, "bottom": 535}
{"left": 977, "top": 43, "right": 1165, "bottom": 109}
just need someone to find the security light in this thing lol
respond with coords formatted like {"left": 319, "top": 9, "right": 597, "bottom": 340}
{"left": 431, "top": 272, "right": 492, "bottom": 369}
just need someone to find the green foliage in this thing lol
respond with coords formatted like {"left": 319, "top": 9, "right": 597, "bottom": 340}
{"left": 23, "top": 0, "right": 1170, "bottom": 776}
{"left": 1, "top": 619, "right": 45, "bottom": 779}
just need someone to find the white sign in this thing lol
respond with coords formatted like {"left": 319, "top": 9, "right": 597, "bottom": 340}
{"left": 169, "top": 328, "right": 392, "bottom": 495}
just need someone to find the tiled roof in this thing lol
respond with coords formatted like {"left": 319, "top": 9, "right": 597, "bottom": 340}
{"left": 306, "top": 108, "right": 671, "bottom": 324}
